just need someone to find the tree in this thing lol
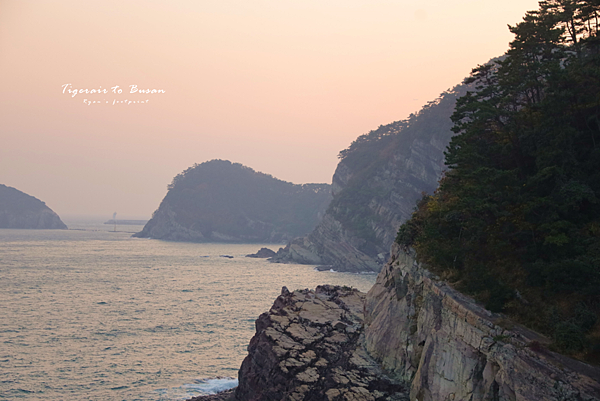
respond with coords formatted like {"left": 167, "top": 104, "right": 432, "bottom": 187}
{"left": 398, "top": 0, "right": 600, "bottom": 360}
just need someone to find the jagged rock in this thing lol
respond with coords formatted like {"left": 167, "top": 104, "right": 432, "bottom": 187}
{"left": 204, "top": 245, "right": 599, "bottom": 400}
{"left": 246, "top": 247, "right": 277, "bottom": 258}
{"left": 271, "top": 215, "right": 381, "bottom": 272}
{"left": 364, "top": 243, "right": 600, "bottom": 401}
{"left": 0, "top": 184, "right": 67, "bottom": 229}
{"left": 235, "top": 285, "right": 408, "bottom": 401}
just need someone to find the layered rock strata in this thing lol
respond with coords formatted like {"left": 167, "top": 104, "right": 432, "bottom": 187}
{"left": 235, "top": 285, "right": 408, "bottom": 401}
{"left": 191, "top": 244, "right": 600, "bottom": 401}
{"left": 364, "top": 244, "right": 600, "bottom": 401}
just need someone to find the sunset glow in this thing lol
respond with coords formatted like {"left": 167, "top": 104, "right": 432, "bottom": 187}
{"left": 0, "top": 0, "right": 540, "bottom": 217}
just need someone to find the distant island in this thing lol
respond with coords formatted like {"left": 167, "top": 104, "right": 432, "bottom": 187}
{"left": 134, "top": 160, "right": 332, "bottom": 243}
{"left": 0, "top": 184, "right": 67, "bottom": 229}
{"left": 104, "top": 219, "right": 148, "bottom": 225}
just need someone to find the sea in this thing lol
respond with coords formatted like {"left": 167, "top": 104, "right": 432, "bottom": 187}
{"left": 0, "top": 218, "right": 377, "bottom": 400}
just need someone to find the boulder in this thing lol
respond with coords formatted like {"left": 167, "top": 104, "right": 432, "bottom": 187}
{"left": 235, "top": 285, "right": 408, "bottom": 401}
{"left": 245, "top": 248, "right": 277, "bottom": 258}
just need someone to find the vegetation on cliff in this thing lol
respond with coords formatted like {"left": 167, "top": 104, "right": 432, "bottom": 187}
{"left": 326, "top": 85, "right": 467, "bottom": 259}
{"left": 397, "top": 0, "right": 600, "bottom": 361}
{"left": 136, "top": 160, "right": 331, "bottom": 243}
{"left": 0, "top": 184, "right": 67, "bottom": 229}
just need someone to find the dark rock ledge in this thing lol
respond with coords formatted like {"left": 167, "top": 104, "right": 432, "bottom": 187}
{"left": 245, "top": 247, "right": 277, "bottom": 258}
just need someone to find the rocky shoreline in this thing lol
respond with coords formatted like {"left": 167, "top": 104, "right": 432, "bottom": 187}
{"left": 188, "top": 245, "right": 600, "bottom": 401}
{"left": 190, "top": 285, "right": 407, "bottom": 401}
{"left": 235, "top": 285, "right": 407, "bottom": 400}
{"left": 187, "top": 388, "right": 236, "bottom": 401}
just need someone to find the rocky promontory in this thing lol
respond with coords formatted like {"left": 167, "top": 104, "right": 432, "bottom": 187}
{"left": 245, "top": 247, "right": 277, "bottom": 258}
{"left": 134, "top": 160, "right": 332, "bottom": 243}
{"left": 0, "top": 184, "right": 67, "bottom": 229}
{"left": 270, "top": 86, "right": 467, "bottom": 273}
{"left": 235, "top": 285, "right": 408, "bottom": 400}
{"left": 196, "top": 245, "right": 600, "bottom": 401}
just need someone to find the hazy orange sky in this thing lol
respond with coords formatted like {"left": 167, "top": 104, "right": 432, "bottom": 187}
{"left": 0, "top": 0, "right": 539, "bottom": 218}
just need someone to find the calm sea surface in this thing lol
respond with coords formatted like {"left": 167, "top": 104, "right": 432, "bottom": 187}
{"left": 0, "top": 220, "right": 376, "bottom": 400}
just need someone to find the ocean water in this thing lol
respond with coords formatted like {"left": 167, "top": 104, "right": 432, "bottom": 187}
{"left": 0, "top": 220, "right": 377, "bottom": 400}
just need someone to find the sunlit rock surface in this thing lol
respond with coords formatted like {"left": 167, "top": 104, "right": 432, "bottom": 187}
{"left": 235, "top": 285, "right": 408, "bottom": 401}
{"left": 364, "top": 244, "right": 600, "bottom": 401}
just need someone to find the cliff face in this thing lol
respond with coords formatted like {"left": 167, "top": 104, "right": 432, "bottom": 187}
{"left": 364, "top": 244, "right": 600, "bottom": 401}
{"left": 134, "top": 160, "right": 332, "bottom": 243}
{"left": 0, "top": 184, "right": 67, "bottom": 229}
{"left": 231, "top": 245, "right": 600, "bottom": 400}
{"left": 271, "top": 88, "right": 464, "bottom": 272}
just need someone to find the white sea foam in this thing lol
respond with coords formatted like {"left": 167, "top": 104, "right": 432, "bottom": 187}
{"left": 187, "top": 377, "right": 238, "bottom": 394}
{"left": 158, "top": 377, "right": 238, "bottom": 400}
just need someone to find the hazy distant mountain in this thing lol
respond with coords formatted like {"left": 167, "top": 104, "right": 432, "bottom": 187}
{"left": 0, "top": 184, "right": 67, "bottom": 229}
{"left": 134, "top": 160, "right": 332, "bottom": 243}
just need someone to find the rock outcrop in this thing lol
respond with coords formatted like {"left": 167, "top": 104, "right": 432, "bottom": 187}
{"left": 134, "top": 160, "right": 332, "bottom": 243}
{"left": 364, "top": 244, "right": 600, "bottom": 401}
{"left": 206, "top": 245, "right": 600, "bottom": 401}
{"left": 0, "top": 184, "right": 67, "bottom": 229}
{"left": 235, "top": 285, "right": 408, "bottom": 401}
{"left": 246, "top": 247, "right": 277, "bottom": 258}
{"left": 270, "top": 87, "right": 466, "bottom": 272}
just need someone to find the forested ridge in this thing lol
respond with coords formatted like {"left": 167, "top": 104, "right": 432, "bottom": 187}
{"left": 397, "top": 0, "right": 600, "bottom": 361}
{"left": 136, "top": 160, "right": 332, "bottom": 243}
{"left": 326, "top": 86, "right": 466, "bottom": 259}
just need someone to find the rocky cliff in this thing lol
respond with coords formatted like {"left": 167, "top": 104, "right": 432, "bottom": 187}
{"left": 211, "top": 245, "right": 600, "bottom": 401}
{"left": 0, "top": 184, "right": 67, "bottom": 229}
{"left": 134, "top": 160, "right": 332, "bottom": 243}
{"left": 364, "top": 244, "right": 600, "bottom": 401}
{"left": 235, "top": 285, "right": 408, "bottom": 401}
{"left": 270, "top": 87, "right": 466, "bottom": 272}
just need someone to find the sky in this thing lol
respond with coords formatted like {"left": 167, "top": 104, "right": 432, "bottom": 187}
{"left": 0, "top": 0, "right": 540, "bottom": 219}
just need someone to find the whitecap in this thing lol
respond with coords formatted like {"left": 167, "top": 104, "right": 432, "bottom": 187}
{"left": 154, "top": 377, "right": 238, "bottom": 400}
{"left": 184, "top": 377, "right": 238, "bottom": 395}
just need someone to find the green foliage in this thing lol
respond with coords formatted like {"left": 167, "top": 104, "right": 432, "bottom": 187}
{"left": 553, "top": 321, "right": 586, "bottom": 353}
{"left": 398, "top": 0, "right": 600, "bottom": 361}
{"left": 492, "top": 334, "right": 511, "bottom": 343}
